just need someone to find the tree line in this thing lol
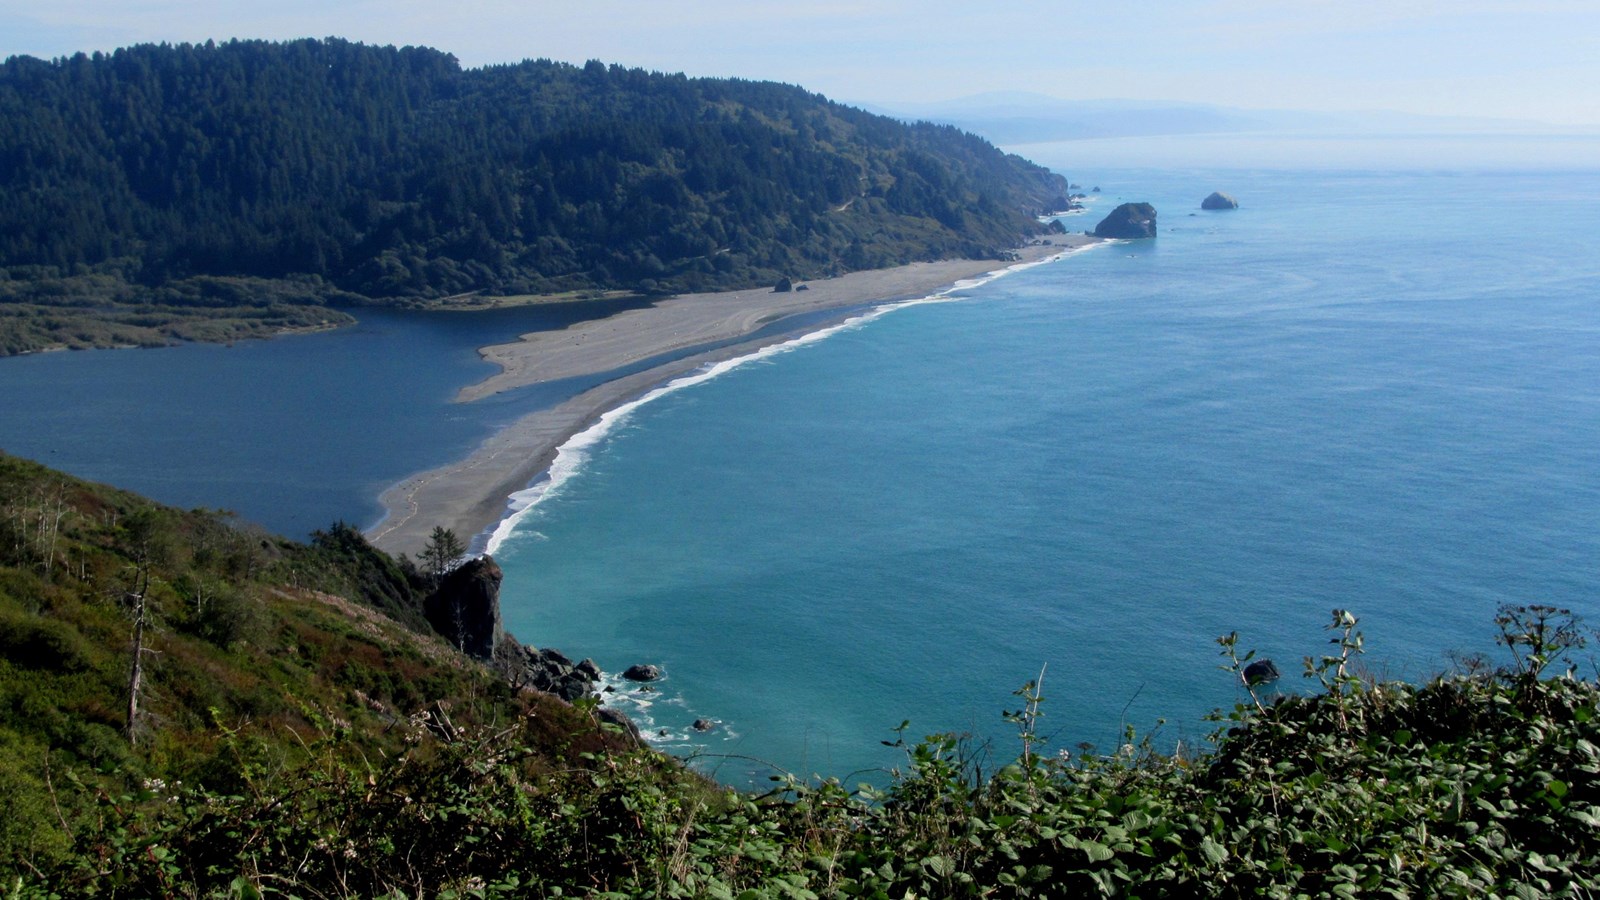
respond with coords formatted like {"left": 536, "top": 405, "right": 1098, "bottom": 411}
{"left": 0, "top": 38, "right": 1071, "bottom": 317}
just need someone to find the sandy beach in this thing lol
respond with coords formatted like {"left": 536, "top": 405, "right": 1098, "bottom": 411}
{"left": 367, "top": 235, "right": 1098, "bottom": 557}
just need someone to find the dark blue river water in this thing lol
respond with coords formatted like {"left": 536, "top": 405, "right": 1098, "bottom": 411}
{"left": 0, "top": 299, "right": 647, "bottom": 536}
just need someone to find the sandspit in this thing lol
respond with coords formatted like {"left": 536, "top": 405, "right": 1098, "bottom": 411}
{"left": 367, "top": 236, "right": 1098, "bottom": 557}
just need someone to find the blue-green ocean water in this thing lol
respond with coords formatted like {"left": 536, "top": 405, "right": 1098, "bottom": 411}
{"left": 1, "top": 139, "right": 1597, "bottom": 788}
{"left": 489, "top": 161, "right": 1600, "bottom": 785}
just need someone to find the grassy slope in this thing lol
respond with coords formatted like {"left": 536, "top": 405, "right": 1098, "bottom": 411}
{"left": 0, "top": 452, "right": 638, "bottom": 884}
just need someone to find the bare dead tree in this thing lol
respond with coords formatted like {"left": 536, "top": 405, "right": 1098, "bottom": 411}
{"left": 122, "top": 510, "right": 169, "bottom": 747}
{"left": 40, "top": 481, "right": 68, "bottom": 578}
{"left": 124, "top": 551, "right": 152, "bottom": 746}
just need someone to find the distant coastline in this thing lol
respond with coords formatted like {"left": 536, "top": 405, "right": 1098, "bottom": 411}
{"left": 366, "top": 237, "right": 1101, "bottom": 557}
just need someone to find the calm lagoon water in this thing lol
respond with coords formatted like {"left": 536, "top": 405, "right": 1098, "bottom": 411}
{"left": 0, "top": 299, "right": 648, "bottom": 537}
{"left": 3, "top": 138, "right": 1597, "bottom": 788}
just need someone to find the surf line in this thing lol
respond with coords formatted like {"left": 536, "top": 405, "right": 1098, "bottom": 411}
{"left": 481, "top": 243, "right": 1102, "bottom": 555}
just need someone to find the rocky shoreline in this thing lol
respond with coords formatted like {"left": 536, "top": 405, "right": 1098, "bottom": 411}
{"left": 421, "top": 552, "right": 660, "bottom": 738}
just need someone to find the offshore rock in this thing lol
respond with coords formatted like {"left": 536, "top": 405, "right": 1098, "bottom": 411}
{"left": 1202, "top": 191, "right": 1240, "bottom": 210}
{"left": 622, "top": 663, "right": 662, "bottom": 682}
{"left": 423, "top": 555, "right": 503, "bottom": 659}
{"left": 1243, "top": 659, "right": 1281, "bottom": 685}
{"left": 1093, "top": 202, "right": 1158, "bottom": 239}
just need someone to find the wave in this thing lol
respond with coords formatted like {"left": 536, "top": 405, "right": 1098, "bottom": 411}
{"left": 483, "top": 244, "right": 1101, "bottom": 556}
{"left": 590, "top": 670, "right": 738, "bottom": 752}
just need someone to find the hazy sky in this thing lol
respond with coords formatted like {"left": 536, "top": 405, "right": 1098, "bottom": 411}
{"left": 3, "top": 1, "right": 1597, "bottom": 127}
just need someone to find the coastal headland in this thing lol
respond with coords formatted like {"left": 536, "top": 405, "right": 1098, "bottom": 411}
{"left": 367, "top": 236, "right": 1098, "bottom": 557}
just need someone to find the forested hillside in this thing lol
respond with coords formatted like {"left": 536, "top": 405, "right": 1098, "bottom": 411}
{"left": 0, "top": 38, "right": 1071, "bottom": 353}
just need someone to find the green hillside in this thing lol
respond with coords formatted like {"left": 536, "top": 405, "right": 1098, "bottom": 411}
{"left": 3, "top": 452, "right": 1597, "bottom": 895}
{"left": 0, "top": 39, "right": 1072, "bottom": 354}
{"left": 0, "top": 452, "right": 639, "bottom": 888}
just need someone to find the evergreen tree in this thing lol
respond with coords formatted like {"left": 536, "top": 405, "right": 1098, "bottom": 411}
{"left": 420, "top": 526, "right": 465, "bottom": 580}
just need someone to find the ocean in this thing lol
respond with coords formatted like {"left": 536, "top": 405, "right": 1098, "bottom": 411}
{"left": 487, "top": 151, "right": 1600, "bottom": 785}
{"left": 2, "top": 136, "right": 1597, "bottom": 788}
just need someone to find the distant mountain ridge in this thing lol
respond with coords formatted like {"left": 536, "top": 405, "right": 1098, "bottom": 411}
{"left": 864, "top": 92, "right": 1583, "bottom": 145}
{"left": 0, "top": 39, "right": 1069, "bottom": 353}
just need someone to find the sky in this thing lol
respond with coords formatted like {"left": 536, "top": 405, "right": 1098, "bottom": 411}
{"left": 2, "top": 1, "right": 1597, "bottom": 127}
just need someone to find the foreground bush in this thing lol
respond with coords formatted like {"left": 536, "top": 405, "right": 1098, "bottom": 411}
{"left": 12, "top": 606, "right": 1599, "bottom": 897}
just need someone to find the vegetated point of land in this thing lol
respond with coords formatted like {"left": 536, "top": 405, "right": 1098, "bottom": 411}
{"left": 0, "top": 38, "right": 1073, "bottom": 354}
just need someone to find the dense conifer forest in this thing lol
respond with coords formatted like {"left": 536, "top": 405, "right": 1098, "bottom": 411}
{"left": 0, "top": 38, "right": 1071, "bottom": 354}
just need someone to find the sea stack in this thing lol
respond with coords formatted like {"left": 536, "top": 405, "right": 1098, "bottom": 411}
{"left": 1093, "top": 202, "right": 1158, "bottom": 239}
{"left": 622, "top": 664, "right": 662, "bottom": 682}
{"left": 423, "top": 555, "right": 505, "bottom": 660}
{"left": 1202, "top": 191, "right": 1240, "bottom": 210}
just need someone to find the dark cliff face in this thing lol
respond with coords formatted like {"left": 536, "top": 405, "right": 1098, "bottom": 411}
{"left": 1093, "top": 202, "right": 1158, "bottom": 239}
{"left": 424, "top": 555, "right": 504, "bottom": 659}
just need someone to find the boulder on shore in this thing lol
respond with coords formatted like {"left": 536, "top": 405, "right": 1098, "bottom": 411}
{"left": 494, "top": 639, "right": 602, "bottom": 702}
{"left": 1202, "top": 191, "right": 1240, "bottom": 210}
{"left": 597, "top": 706, "right": 642, "bottom": 741}
{"left": 1093, "top": 202, "right": 1158, "bottom": 239}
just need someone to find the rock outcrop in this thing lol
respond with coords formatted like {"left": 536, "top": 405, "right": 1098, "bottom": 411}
{"left": 1093, "top": 202, "right": 1158, "bottom": 239}
{"left": 1202, "top": 191, "right": 1239, "bottom": 210}
{"left": 1243, "top": 659, "right": 1281, "bottom": 685}
{"left": 423, "top": 556, "right": 504, "bottom": 659}
{"left": 496, "top": 641, "right": 602, "bottom": 702}
{"left": 622, "top": 664, "right": 662, "bottom": 682}
{"left": 597, "top": 707, "right": 642, "bottom": 740}
{"left": 423, "top": 554, "right": 638, "bottom": 724}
